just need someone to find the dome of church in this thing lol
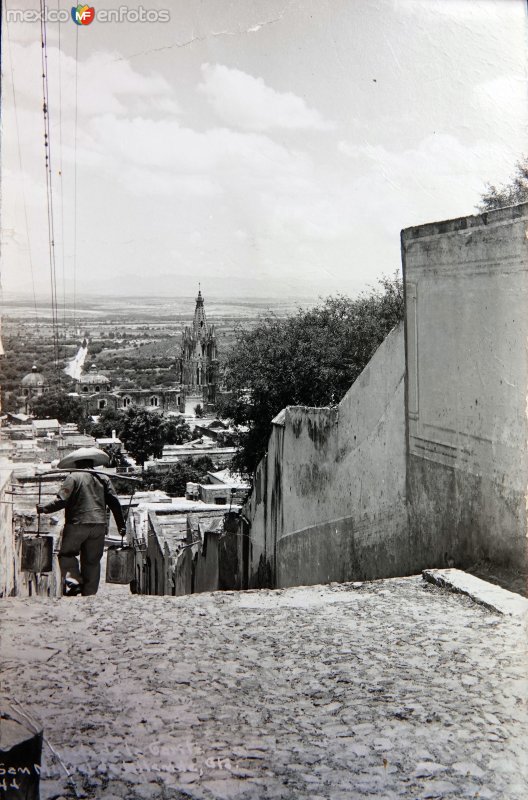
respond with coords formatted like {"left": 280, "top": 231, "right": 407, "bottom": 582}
{"left": 21, "top": 366, "right": 45, "bottom": 387}
{"left": 79, "top": 364, "right": 110, "bottom": 385}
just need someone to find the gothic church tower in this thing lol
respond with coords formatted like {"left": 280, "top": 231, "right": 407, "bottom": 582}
{"left": 180, "top": 289, "right": 218, "bottom": 410}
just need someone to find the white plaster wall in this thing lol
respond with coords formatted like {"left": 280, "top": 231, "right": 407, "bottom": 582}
{"left": 402, "top": 202, "right": 528, "bottom": 567}
{"left": 245, "top": 323, "right": 408, "bottom": 588}
{"left": 0, "top": 461, "right": 15, "bottom": 597}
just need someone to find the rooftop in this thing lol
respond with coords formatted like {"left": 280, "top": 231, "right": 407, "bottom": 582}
{"left": 78, "top": 364, "right": 110, "bottom": 384}
{"left": 21, "top": 366, "right": 45, "bottom": 386}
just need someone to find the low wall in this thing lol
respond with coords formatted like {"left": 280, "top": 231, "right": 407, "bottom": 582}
{"left": 244, "top": 323, "right": 409, "bottom": 588}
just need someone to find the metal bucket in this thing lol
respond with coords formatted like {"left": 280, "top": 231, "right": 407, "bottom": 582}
{"left": 21, "top": 535, "right": 54, "bottom": 573}
{"left": 106, "top": 545, "right": 135, "bottom": 584}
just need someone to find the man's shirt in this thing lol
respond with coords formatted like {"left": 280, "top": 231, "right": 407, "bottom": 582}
{"left": 42, "top": 471, "right": 125, "bottom": 528}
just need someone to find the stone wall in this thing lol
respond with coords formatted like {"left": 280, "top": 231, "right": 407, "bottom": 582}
{"left": 402, "top": 202, "right": 528, "bottom": 571}
{"left": 244, "top": 323, "right": 409, "bottom": 588}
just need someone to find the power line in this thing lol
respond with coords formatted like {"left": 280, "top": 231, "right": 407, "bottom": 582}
{"left": 4, "top": 0, "right": 40, "bottom": 331}
{"left": 57, "top": 0, "right": 67, "bottom": 334}
{"left": 73, "top": 23, "right": 79, "bottom": 331}
{"left": 39, "top": 0, "right": 61, "bottom": 378}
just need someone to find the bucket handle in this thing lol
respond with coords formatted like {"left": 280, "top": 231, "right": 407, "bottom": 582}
{"left": 119, "top": 488, "right": 135, "bottom": 549}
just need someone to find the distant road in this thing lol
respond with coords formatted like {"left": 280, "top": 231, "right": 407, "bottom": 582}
{"left": 64, "top": 340, "right": 89, "bottom": 381}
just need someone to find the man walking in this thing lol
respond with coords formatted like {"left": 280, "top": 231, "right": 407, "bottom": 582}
{"left": 37, "top": 447, "right": 126, "bottom": 596}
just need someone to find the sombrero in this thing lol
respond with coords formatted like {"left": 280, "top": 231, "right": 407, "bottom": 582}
{"left": 57, "top": 447, "right": 110, "bottom": 469}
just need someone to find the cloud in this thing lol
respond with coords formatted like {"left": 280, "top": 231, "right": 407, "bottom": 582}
{"left": 5, "top": 41, "right": 180, "bottom": 118}
{"left": 337, "top": 132, "right": 520, "bottom": 231}
{"left": 471, "top": 75, "right": 528, "bottom": 152}
{"left": 398, "top": 0, "right": 507, "bottom": 21}
{"left": 199, "top": 63, "right": 334, "bottom": 131}
{"left": 88, "top": 114, "right": 313, "bottom": 193}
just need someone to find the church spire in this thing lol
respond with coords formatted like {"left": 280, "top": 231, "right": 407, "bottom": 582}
{"left": 193, "top": 285, "right": 207, "bottom": 335}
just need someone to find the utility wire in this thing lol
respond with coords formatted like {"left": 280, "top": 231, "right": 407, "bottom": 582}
{"left": 39, "top": 0, "right": 61, "bottom": 377}
{"left": 57, "top": 0, "right": 67, "bottom": 334}
{"left": 72, "top": 23, "right": 79, "bottom": 332}
{"left": 4, "top": 0, "right": 40, "bottom": 330}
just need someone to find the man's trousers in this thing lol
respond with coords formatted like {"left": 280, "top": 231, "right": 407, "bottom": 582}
{"left": 58, "top": 523, "right": 106, "bottom": 596}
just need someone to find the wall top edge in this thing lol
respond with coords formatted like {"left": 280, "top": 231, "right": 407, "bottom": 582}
{"left": 401, "top": 202, "right": 528, "bottom": 242}
{"left": 285, "top": 405, "right": 338, "bottom": 417}
{"left": 272, "top": 406, "right": 338, "bottom": 426}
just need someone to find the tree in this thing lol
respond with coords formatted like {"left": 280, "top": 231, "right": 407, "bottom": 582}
{"left": 158, "top": 456, "right": 215, "bottom": 497}
{"left": 477, "top": 156, "right": 528, "bottom": 211}
{"left": 162, "top": 416, "right": 193, "bottom": 445}
{"left": 119, "top": 407, "right": 166, "bottom": 469}
{"left": 219, "top": 274, "right": 404, "bottom": 473}
{"left": 87, "top": 408, "right": 126, "bottom": 438}
{"left": 31, "top": 391, "right": 88, "bottom": 427}
{"left": 99, "top": 443, "right": 129, "bottom": 470}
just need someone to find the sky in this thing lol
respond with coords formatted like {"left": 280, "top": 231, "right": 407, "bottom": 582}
{"left": 1, "top": 0, "right": 527, "bottom": 301}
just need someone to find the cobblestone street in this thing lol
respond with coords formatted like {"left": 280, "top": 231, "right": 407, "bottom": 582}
{"left": 1, "top": 576, "right": 527, "bottom": 800}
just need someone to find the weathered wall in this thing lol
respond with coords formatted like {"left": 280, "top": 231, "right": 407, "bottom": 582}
{"left": 243, "top": 427, "right": 282, "bottom": 589}
{"left": 402, "top": 203, "right": 528, "bottom": 571}
{"left": 0, "top": 462, "right": 15, "bottom": 597}
{"left": 1, "top": 474, "right": 62, "bottom": 599}
{"left": 145, "top": 513, "right": 166, "bottom": 596}
{"left": 244, "top": 323, "right": 409, "bottom": 588}
{"left": 174, "top": 546, "right": 194, "bottom": 596}
{"left": 194, "top": 533, "right": 220, "bottom": 594}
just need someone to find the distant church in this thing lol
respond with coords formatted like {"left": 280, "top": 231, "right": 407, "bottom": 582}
{"left": 180, "top": 288, "right": 218, "bottom": 413}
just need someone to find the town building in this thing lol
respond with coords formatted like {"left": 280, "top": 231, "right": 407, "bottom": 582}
{"left": 75, "top": 364, "right": 184, "bottom": 414}
{"left": 145, "top": 439, "right": 237, "bottom": 471}
{"left": 32, "top": 418, "right": 61, "bottom": 438}
{"left": 128, "top": 499, "right": 242, "bottom": 596}
{"left": 180, "top": 289, "right": 219, "bottom": 413}
{"left": 20, "top": 366, "right": 48, "bottom": 412}
{"left": 186, "top": 468, "right": 250, "bottom": 506}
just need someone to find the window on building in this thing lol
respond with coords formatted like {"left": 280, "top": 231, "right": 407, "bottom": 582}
{"left": 214, "top": 497, "right": 227, "bottom": 505}
{"left": 99, "top": 399, "right": 107, "bottom": 410}
{"left": 82, "top": 386, "right": 88, "bottom": 393}
{"left": 150, "top": 396, "right": 159, "bottom": 407}
{"left": 23, "top": 388, "right": 29, "bottom": 396}
{"left": 95, "top": 385, "right": 100, "bottom": 393}
{"left": 122, "top": 396, "right": 132, "bottom": 408}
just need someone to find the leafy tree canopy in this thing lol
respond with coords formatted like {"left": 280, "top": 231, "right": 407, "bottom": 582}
{"left": 141, "top": 456, "right": 215, "bottom": 496}
{"left": 218, "top": 274, "right": 404, "bottom": 473}
{"left": 31, "top": 391, "right": 88, "bottom": 427}
{"left": 162, "top": 417, "right": 193, "bottom": 445}
{"left": 99, "top": 443, "right": 129, "bottom": 470}
{"left": 87, "top": 408, "right": 126, "bottom": 438}
{"left": 119, "top": 407, "right": 167, "bottom": 468}
{"left": 87, "top": 408, "right": 191, "bottom": 453}
{"left": 477, "top": 156, "right": 528, "bottom": 211}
